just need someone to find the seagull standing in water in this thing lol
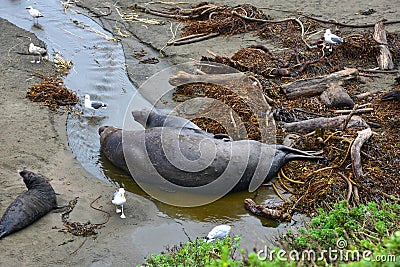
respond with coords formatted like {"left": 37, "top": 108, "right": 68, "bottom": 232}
{"left": 324, "top": 29, "right": 344, "bottom": 52}
{"left": 112, "top": 188, "right": 126, "bottom": 219}
{"left": 26, "top": 6, "right": 43, "bottom": 25}
{"left": 205, "top": 225, "right": 231, "bottom": 242}
{"left": 28, "top": 43, "right": 46, "bottom": 63}
{"left": 84, "top": 94, "right": 107, "bottom": 115}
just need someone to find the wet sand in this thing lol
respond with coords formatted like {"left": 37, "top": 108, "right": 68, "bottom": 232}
{"left": 0, "top": 17, "right": 170, "bottom": 267}
{"left": 0, "top": 1, "right": 399, "bottom": 266}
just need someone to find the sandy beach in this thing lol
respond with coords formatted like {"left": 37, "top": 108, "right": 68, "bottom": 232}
{"left": 0, "top": 0, "right": 399, "bottom": 266}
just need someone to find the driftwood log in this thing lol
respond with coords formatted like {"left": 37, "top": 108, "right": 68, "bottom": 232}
{"left": 282, "top": 115, "right": 368, "bottom": 133}
{"left": 373, "top": 20, "right": 394, "bottom": 70}
{"left": 244, "top": 199, "right": 291, "bottom": 221}
{"left": 283, "top": 68, "right": 358, "bottom": 99}
{"left": 167, "top": 33, "right": 220, "bottom": 46}
{"left": 169, "top": 71, "right": 245, "bottom": 86}
{"left": 351, "top": 127, "right": 373, "bottom": 180}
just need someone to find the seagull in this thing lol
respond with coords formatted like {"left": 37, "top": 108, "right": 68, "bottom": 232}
{"left": 28, "top": 43, "right": 47, "bottom": 63}
{"left": 324, "top": 29, "right": 344, "bottom": 52}
{"left": 84, "top": 94, "right": 107, "bottom": 115}
{"left": 205, "top": 225, "right": 231, "bottom": 243}
{"left": 112, "top": 188, "right": 126, "bottom": 219}
{"left": 26, "top": 6, "right": 43, "bottom": 25}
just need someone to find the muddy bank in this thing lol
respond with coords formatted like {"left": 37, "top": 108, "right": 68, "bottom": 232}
{"left": 0, "top": 17, "right": 171, "bottom": 266}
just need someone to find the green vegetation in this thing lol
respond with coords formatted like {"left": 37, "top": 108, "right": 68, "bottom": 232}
{"left": 141, "top": 201, "right": 399, "bottom": 266}
{"left": 142, "top": 236, "right": 243, "bottom": 267}
{"left": 285, "top": 200, "right": 400, "bottom": 266}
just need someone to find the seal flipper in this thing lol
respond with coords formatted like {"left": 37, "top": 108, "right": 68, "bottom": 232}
{"left": 0, "top": 227, "right": 7, "bottom": 239}
{"left": 213, "top": 133, "right": 232, "bottom": 142}
{"left": 264, "top": 146, "right": 326, "bottom": 183}
{"left": 0, "top": 231, "right": 7, "bottom": 239}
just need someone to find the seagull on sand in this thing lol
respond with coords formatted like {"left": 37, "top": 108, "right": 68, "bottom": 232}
{"left": 26, "top": 6, "right": 43, "bottom": 25}
{"left": 84, "top": 94, "right": 107, "bottom": 115}
{"left": 324, "top": 29, "right": 344, "bottom": 52}
{"left": 205, "top": 225, "right": 231, "bottom": 243}
{"left": 28, "top": 43, "right": 47, "bottom": 63}
{"left": 112, "top": 188, "right": 126, "bottom": 219}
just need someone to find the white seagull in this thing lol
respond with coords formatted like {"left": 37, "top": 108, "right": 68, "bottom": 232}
{"left": 324, "top": 29, "right": 344, "bottom": 52}
{"left": 84, "top": 94, "right": 107, "bottom": 115}
{"left": 26, "top": 6, "right": 43, "bottom": 25}
{"left": 112, "top": 188, "right": 126, "bottom": 219}
{"left": 28, "top": 43, "right": 47, "bottom": 63}
{"left": 205, "top": 225, "right": 231, "bottom": 243}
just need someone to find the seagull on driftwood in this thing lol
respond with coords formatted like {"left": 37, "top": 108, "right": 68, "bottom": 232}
{"left": 84, "top": 94, "right": 107, "bottom": 116}
{"left": 28, "top": 43, "right": 47, "bottom": 63}
{"left": 324, "top": 29, "right": 344, "bottom": 52}
{"left": 112, "top": 188, "right": 126, "bottom": 219}
{"left": 26, "top": 6, "right": 43, "bottom": 25}
{"left": 205, "top": 224, "right": 231, "bottom": 243}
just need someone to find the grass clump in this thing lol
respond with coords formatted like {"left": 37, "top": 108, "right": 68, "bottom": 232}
{"left": 142, "top": 236, "right": 243, "bottom": 267}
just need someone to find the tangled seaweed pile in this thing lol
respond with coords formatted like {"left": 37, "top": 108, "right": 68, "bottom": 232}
{"left": 26, "top": 73, "right": 78, "bottom": 111}
{"left": 179, "top": 3, "right": 270, "bottom": 37}
{"left": 61, "top": 196, "right": 110, "bottom": 237}
{"left": 133, "top": 3, "right": 271, "bottom": 37}
{"left": 174, "top": 77, "right": 275, "bottom": 141}
{"left": 61, "top": 197, "right": 98, "bottom": 237}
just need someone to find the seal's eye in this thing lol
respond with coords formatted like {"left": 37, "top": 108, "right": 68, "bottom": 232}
{"left": 98, "top": 126, "right": 107, "bottom": 135}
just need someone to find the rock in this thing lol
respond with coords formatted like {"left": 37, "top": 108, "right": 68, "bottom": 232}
{"left": 320, "top": 82, "right": 354, "bottom": 108}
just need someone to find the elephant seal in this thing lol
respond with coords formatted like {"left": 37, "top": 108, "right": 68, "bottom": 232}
{"left": 131, "top": 109, "right": 232, "bottom": 141}
{"left": 0, "top": 170, "right": 57, "bottom": 239}
{"left": 99, "top": 126, "right": 324, "bottom": 194}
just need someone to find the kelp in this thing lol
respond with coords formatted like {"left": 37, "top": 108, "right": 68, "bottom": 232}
{"left": 26, "top": 73, "right": 78, "bottom": 111}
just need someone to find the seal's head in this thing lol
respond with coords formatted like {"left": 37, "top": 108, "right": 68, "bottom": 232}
{"left": 98, "top": 126, "right": 108, "bottom": 136}
{"left": 132, "top": 110, "right": 151, "bottom": 126}
{"left": 98, "top": 126, "right": 121, "bottom": 146}
{"left": 19, "top": 170, "right": 47, "bottom": 189}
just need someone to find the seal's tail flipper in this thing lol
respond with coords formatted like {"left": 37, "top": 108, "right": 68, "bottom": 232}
{"left": 285, "top": 153, "right": 326, "bottom": 162}
{"left": 261, "top": 146, "right": 327, "bottom": 187}
{"left": 275, "top": 145, "right": 324, "bottom": 158}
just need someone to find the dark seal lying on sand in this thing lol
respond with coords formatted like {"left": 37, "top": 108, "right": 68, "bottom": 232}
{"left": 0, "top": 170, "right": 57, "bottom": 239}
{"left": 99, "top": 125, "right": 324, "bottom": 193}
